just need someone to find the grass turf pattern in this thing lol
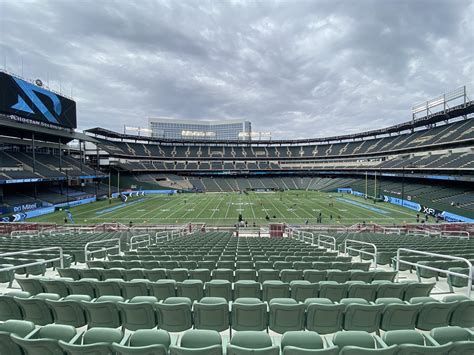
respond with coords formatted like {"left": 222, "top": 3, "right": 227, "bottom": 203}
{"left": 30, "top": 191, "right": 422, "bottom": 226}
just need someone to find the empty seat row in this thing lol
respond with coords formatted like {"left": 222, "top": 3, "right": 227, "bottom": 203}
{"left": 93, "top": 259, "right": 366, "bottom": 270}
{"left": 61, "top": 267, "right": 393, "bottom": 283}
{"left": 15, "top": 277, "right": 434, "bottom": 302}
{"left": 1, "top": 292, "right": 472, "bottom": 333}
{"left": 3, "top": 321, "right": 471, "bottom": 355}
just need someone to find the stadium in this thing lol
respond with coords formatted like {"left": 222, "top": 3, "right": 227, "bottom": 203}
{"left": 0, "top": 0, "right": 474, "bottom": 354}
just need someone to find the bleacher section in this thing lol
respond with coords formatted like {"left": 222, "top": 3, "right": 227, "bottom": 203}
{"left": 96, "top": 119, "right": 474, "bottom": 160}
{"left": 0, "top": 230, "right": 473, "bottom": 354}
{"left": 0, "top": 152, "right": 96, "bottom": 180}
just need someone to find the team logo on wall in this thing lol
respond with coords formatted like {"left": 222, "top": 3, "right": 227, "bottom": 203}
{"left": 11, "top": 77, "right": 62, "bottom": 125}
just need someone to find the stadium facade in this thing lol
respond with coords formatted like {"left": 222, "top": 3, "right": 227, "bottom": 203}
{"left": 0, "top": 69, "right": 473, "bottom": 223}
{"left": 148, "top": 117, "right": 251, "bottom": 140}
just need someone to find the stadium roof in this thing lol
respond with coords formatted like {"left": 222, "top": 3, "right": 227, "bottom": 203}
{"left": 0, "top": 114, "right": 99, "bottom": 144}
{"left": 85, "top": 100, "right": 474, "bottom": 145}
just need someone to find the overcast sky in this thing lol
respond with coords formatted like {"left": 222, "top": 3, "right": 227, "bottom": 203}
{"left": 0, "top": 0, "right": 472, "bottom": 139}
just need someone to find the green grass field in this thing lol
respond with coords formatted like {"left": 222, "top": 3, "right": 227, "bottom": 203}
{"left": 30, "top": 191, "right": 421, "bottom": 226}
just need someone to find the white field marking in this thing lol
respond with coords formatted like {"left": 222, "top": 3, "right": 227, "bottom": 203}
{"left": 141, "top": 194, "right": 189, "bottom": 218}
{"left": 245, "top": 193, "right": 257, "bottom": 219}
{"left": 312, "top": 209, "right": 321, "bottom": 212}
{"left": 194, "top": 194, "right": 221, "bottom": 219}
{"left": 338, "top": 209, "right": 348, "bottom": 212}
{"left": 211, "top": 209, "right": 220, "bottom": 212}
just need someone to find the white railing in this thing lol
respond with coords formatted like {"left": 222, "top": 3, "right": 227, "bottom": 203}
{"left": 318, "top": 234, "right": 337, "bottom": 251}
{"left": 84, "top": 238, "right": 121, "bottom": 262}
{"left": 440, "top": 231, "right": 470, "bottom": 240}
{"left": 10, "top": 230, "right": 39, "bottom": 238}
{"left": 48, "top": 229, "right": 73, "bottom": 237}
{"left": 344, "top": 239, "right": 378, "bottom": 269}
{"left": 0, "top": 247, "right": 64, "bottom": 276}
{"left": 129, "top": 234, "right": 151, "bottom": 250}
{"left": 155, "top": 231, "right": 170, "bottom": 243}
{"left": 382, "top": 227, "right": 402, "bottom": 235}
{"left": 395, "top": 248, "right": 473, "bottom": 297}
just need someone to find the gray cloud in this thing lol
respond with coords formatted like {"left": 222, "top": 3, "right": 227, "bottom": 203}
{"left": 0, "top": 0, "right": 472, "bottom": 139}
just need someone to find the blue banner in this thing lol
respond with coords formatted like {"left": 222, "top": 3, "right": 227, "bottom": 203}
{"left": 383, "top": 195, "right": 422, "bottom": 212}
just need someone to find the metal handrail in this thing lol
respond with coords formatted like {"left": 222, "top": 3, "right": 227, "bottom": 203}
{"left": 0, "top": 247, "right": 64, "bottom": 271}
{"left": 10, "top": 230, "right": 39, "bottom": 238}
{"left": 382, "top": 227, "right": 402, "bottom": 235}
{"left": 84, "top": 238, "right": 121, "bottom": 262}
{"left": 296, "top": 231, "right": 314, "bottom": 245}
{"left": 130, "top": 234, "right": 151, "bottom": 250}
{"left": 344, "top": 239, "right": 378, "bottom": 269}
{"left": 318, "top": 234, "right": 337, "bottom": 251}
{"left": 155, "top": 231, "right": 170, "bottom": 243}
{"left": 440, "top": 231, "right": 470, "bottom": 239}
{"left": 395, "top": 248, "right": 473, "bottom": 297}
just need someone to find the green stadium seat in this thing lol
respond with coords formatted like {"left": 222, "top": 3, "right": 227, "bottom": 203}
{"left": 46, "top": 294, "right": 90, "bottom": 328}
{"left": 376, "top": 298, "right": 421, "bottom": 331}
{"left": 121, "top": 279, "right": 150, "bottom": 299}
{"left": 177, "top": 279, "right": 204, "bottom": 302}
{"left": 150, "top": 279, "right": 176, "bottom": 300}
{"left": 280, "top": 269, "right": 303, "bottom": 283}
{"left": 305, "top": 299, "right": 345, "bottom": 334}
{"left": 332, "top": 331, "right": 380, "bottom": 351}
{"left": 16, "top": 276, "right": 45, "bottom": 295}
{"left": 211, "top": 268, "right": 234, "bottom": 282}
{"left": 82, "top": 295, "right": 124, "bottom": 328}
{"left": 303, "top": 270, "right": 327, "bottom": 283}
{"left": 39, "top": 278, "right": 71, "bottom": 297}
{"left": 168, "top": 268, "right": 189, "bottom": 282}
{"left": 343, "top": 301, "right": 384, "bottom": 332}
{"left": 155, "top": 297, "right": 193, "bottom": 332}
{"left": 258, "top": 269, "right": 280, "bottom": 283}
{"left": 409, "top": 297, "right": 457, "bottom": 330}
{"left": 169, "top": 329, "right": 223, "bottom": 355}
{"left": 193, "top": 297, "right": 230, "bottom": 332}
{"left": 234, "top": 280, "right": 261, "bottom": 299}
{"left": 347, "top": 283, "right": 378, "bottom": 302}
{"left": 205, "top": 279, "right": 232, "bottom": 301}
{"left": 15, "top": 292, "right": 59, "bottom": 325}
{"left": 11, "top": 323, "right": 77, "bottom": 355}
{"left": 227, "top": 331, "right": 279, "bottom": 355}
{"left": 403, "top": 282, "right": 436, "bottom": 300}
{"left": 0, "top": 291, "right": 29, "bottom": 320}
{"left": 66, "top": 279, "right": 97, "bottom": 298}
{"left": 268, "top": 299, "right": 306, "bottom": 334}
{"left": 282, "top": 331, "right": 339, "bottom": 354}
{"left": 118, "top": 296, "right": 158, "bottom": 330}
{"left": 444, "top": 295, "right": 474, "bottom": 327}
{"left": 112, "top": 329, "right": 170, "bottom": 355}
{"left": 290, "top": 280, "right": 319, "bottom": 302}
{"left": 92, "top": 279, "right": 123, "bottom": 297}
{"left": 231, "top": 298, "right": 268, "bottom": 331}
{"left": 143, "top": 268, "right": 167, "bottom": 281}
{"left": 235, "top": 269, "right": 257, "bottom": 281}
{"left": 189, "top": 269, "right": 212, "bottom": 283}
{"left": 59, "top": 327, "right": 123, "bottom": 354}
{"left": 262, "top": 280, "right": 290, "bottom": 301}
{"left": 0, "top": 320, "right": 36, "bottom": 355}
{"left": 319, "top": 281, "right": 348, "bottom": 302}
{"left": 58, "top": 268, "right": 80, "bottom": 280}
